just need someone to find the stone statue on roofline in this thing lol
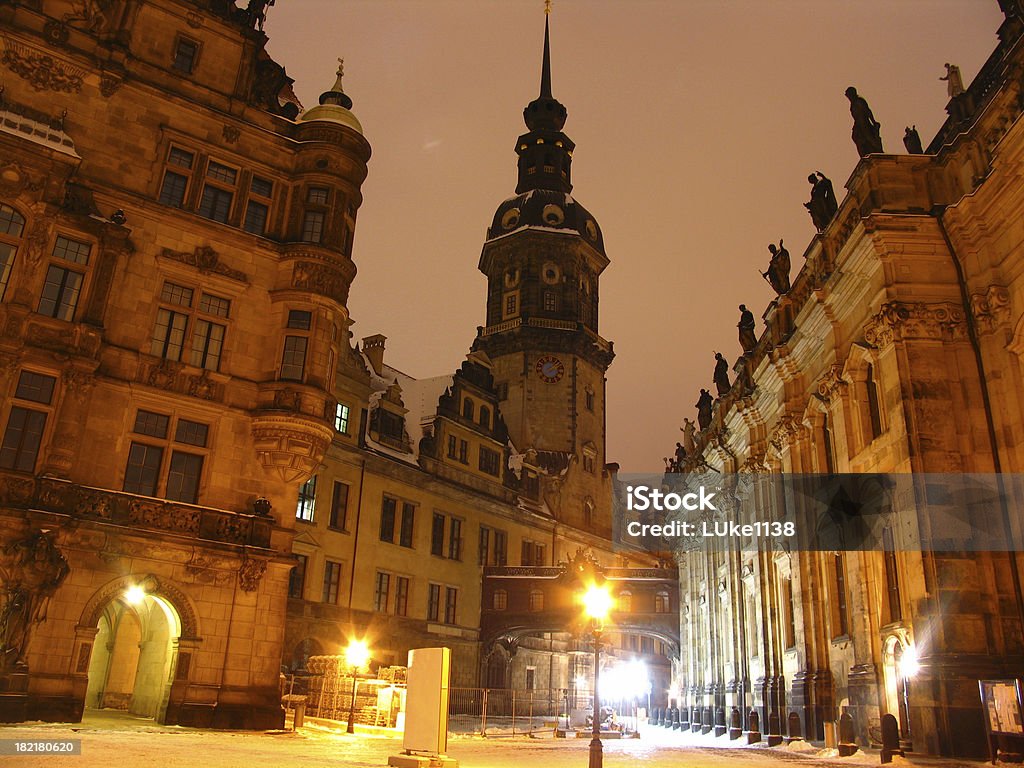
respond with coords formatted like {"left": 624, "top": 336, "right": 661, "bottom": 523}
{"left": 713, "top": 352, "right": 731, "bottom": 396}
{"left": 680, "top": 418, "right": 696, "bottom": 455}
{"left": 940, "top": 63, "right": 965, "bottom": 98}
{"left": 846, "top": 86, "right": 883, "bottom": 156}
{"left": 903, "top": 126, "right": 924, "bottom": 154}
{"left": 696, "top": 389, "right": 714, "bottom": 431}
{"left": 763, "top": 239, "right": 791, "bottom": 295}
{"left": 805, "top": 171, "right": 838, "bottom": 232}
{"left": 738, "top": 304, "right": 757, "bottom": 353}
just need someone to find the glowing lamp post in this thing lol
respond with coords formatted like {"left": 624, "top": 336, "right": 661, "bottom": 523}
{"left": 345, "top": 639, "right": 370, "bottom": 734}
{"left": 582, "top": 584, "right": 613, "bottom": 768}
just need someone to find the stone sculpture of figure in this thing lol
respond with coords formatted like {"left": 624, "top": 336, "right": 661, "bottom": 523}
{"left": 903, "top": 125, "right": 924, "bottom": 154}
{"left": 674, "top": 442, "right": 687, "bottom": 466}
{"left": 737, "top": 304, "right": 757, "bottom": 353}
{"left": 845, "top": 86, "right": 883, "bottom": 156}
{"left": 733, "top": 354, "right": 754, "bottom": 394}
{"left": 713, "top": 352, "right": 731, "bottom": 396}
{"left": 696, "top": 389, "right": 714, "bottom": 431}
{"left": 680, "top": 418, "right": 696, "bottom": 455}
{"left": 763, "top": 239, "right": 791, "bottom": 295}
{"left": 805, "top": 172, "right": 838, "bottom": 233}
{"left": 940, "top": 63, "right": 965, "bottom": 98}
{"left": 247, "top": 0, "right": 275, "bottom": 31}
{"left": 0, "top": 531, "right": 70, "bottom": 671}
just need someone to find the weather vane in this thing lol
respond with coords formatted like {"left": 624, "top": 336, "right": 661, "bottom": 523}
{"left": 336, "top": 58, "right": 344, "bottom": 78}
{"left": 545, "top": 0, "right": 552, "bottom": 15}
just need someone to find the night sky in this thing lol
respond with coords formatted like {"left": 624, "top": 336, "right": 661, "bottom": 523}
{"left": 265, "top": 1, "right": 1004, "bottom": 471}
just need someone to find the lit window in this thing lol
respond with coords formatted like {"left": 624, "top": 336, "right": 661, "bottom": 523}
{"left": 334, "top": 403, "right": 350, "bottom": 433}
{"left": 295, "top": 475, "right": 316, "bottom": 522}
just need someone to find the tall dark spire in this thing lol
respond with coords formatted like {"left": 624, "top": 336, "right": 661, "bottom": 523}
{"left": 516, "top": 7, "right": 573, "bottom": 193}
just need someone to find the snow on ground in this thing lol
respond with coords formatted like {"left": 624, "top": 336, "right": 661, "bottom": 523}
{"left": 0, "top": 712, "right": 987, "bottom": 768}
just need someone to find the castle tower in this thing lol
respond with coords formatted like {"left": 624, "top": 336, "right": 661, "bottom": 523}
{"left": 473, "top": 11, "right": 614, "bottom": 536}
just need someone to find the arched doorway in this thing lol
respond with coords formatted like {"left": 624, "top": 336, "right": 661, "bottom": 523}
{"left": 882, "top": 635, "right": 910, "bottom": 736}
{"left": 84, "top": 589, "right": 181, "bottom": 721}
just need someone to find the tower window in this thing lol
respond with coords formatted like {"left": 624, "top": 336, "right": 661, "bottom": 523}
{"left": 462, "top": 398, "right": 474, "bottom": 420}
{"left": 585, "top": 388, "right": 595, "bottom": 411}
{"left": 543, "top": 291, "right": 558, "bottom": 312}
{"left": 503, "top": 292, "right": 518, "bottom": 318}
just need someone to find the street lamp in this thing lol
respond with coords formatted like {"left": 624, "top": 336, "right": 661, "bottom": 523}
{"left": 582, "top": 584, "right": 613, "bottom": 768}
{"left": 345, "top": 639, "right": 370, "bottom": 734}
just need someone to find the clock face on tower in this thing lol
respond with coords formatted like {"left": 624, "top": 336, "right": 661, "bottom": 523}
{"left": 536, "top": 355, "right": 565, "bottom": 384}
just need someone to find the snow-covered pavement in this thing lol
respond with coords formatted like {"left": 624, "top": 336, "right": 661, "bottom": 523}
{"left": 0, "top": 711, "right": 986, "bottom": 768}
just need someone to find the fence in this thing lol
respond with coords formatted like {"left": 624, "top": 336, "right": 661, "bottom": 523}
{"left": 448, "top": 688, "right": 568, "bottom": 736}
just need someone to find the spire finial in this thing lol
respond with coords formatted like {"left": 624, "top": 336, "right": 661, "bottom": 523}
{"left": 540, "top": 5, "right": 552, "bottom": 98}
{"left": 332, "top": 58, "right": 345, "bottom": 92}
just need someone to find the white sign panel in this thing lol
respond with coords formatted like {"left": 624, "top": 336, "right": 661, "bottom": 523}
{"left": 402, "top": 647, "right": 451, "bottom": 755}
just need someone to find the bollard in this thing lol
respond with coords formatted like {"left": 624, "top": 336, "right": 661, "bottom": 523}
{"left": 714, "top": 706, "right": 727, "bottom": 737}
{"left": 293, "top": 698, "right": 306, "bottom": 729}
{"left": 838, "top": 711, "right": 858, "bottom": 756}
{"left": 679, "top": 706, "right": 689, "bottom": 729}
{"left": 786, "top": 711, "right": 803, "bottom": 744}
{"left": 729, "top": 706, "right": 742, "bottom": 740}
{"left": 701, "top": 705, "right": 713, "bottom": 735}
{"left": 691, "top": 706, "right": 701, "bottom": 733}
{"left": 880, "top": 713, "right": 904, "bottom": 763}
{"left": 766, "top": 710, "right": 783, "bottom": 746}
{"left": 745, "top": 708, "right": 762, "bottom": 744}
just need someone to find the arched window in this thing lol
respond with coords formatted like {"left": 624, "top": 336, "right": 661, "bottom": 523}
{"left": 528, "top": 590, "right": 544, "bottom": 612}
{"left": 479, "top": 406, "right": 490, "bottom": 430}
{"left": 0, "top": 203, "right": 26, "bottom": 301}
{"left": 462, "top": 397, "right": 474, "bottom": 420}
{"left": 493, "top": 589, "right": 507, "bottom": 611}
{"left": 822, "top": 412, "right": 836, "bottom": 473}
{"left": 583, "top": 499, "right": 594, "bottom": 528}
{"left": 618, "top": 591, "right": 632, "bottom": 613}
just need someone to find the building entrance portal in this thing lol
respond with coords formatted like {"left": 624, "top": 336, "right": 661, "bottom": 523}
{"left": 85, "top": 591, "right": 181, "bottom": 721}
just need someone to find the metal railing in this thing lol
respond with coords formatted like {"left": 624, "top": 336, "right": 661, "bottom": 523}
{"left": 448, "top": 688, "right": 567, "bottom": 736}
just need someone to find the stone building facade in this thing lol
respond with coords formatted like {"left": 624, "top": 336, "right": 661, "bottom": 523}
{"left": 671, "top": 5, "right": 1024, "bottom": 758}
{"left": 0, "top": 0, "right": 367, "bottom": 727}
{"left": 0, "top": 0, "right": 674, "bottom": 726}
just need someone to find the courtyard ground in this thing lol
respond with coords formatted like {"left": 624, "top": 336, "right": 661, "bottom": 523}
{"left": 0, "top": 710, "right": 990, "bottom": 767}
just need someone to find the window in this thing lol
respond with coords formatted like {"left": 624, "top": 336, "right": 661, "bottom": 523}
{"left": 172, "top": 36, "right": 199, "bottom": 73}
{"left": 0, "top": 204, "right": 26, "bottom": 301}
{"left": 448, "top": 517, "right": 462, "bottom": 561}
{"left": 159, "top": 147, "right": 194, "bottom": 207}
{"left": 883, "top": 527, "right": 902, "bottom": 622}
{"left": 329, "top": 481, "right": 349, "bottom": 531}
{"left": 866, "top": 364, "right": 884, "bottom": 439}
{"left": 431, "top": 512, "right": 445, "bottom": 556}
{"left": 479, "top": 446, "right": 501, "bottom": 476}
{"left": 287, "top": 310, "right": 312, "bottom": 330}
{"left": 123, "top": 409, "right": 208, "bottom": 503}
{"left": 447, "top": 434, "right": 457, "bottom": 459}
{"left": 493, "top": 590, "right": 507, "bottom": 610}
{"left": 458, "top": 439, "right": 468, "bottom": 464}
{"left": 374, "top": 571, "right": 390, "bottom": 612}
{"left": 583, "top": 455, "right": 595, "bottom": 473}
{"left": 380, "top": 497, "right": 396, "bottom": 542}
{"left": 399, "top": 502, "right": 415, "bottom": 548}
{"left": 655, "top": 591, "right": 670, "bottom": 613}
{"left": 496, "top": 382, "right": 509, "bottom": 401}
{"left": 782, "top": 577, "right": 797, "bottom": 649}
{"left": 479, "top": 406, "right": 490, "bottom": 430}
{"left": 334, "top": 403, "right": 350, "bottom": 434}
{"left": 585, "top": 388, "right": 595, "bottom": 411}
{"left": 479, "top": 526, "right": 490, "bottom": 566}
{"left": 528, "top": 590, "right": 544, "bottom": 612}
{"left": 525, "top": 667, "right": 536, "bottom": 691}
{"left": 503, "top": 292, "right": 518, "bottom": 318}
{"left": 462, "top": 398, "right": 474, "bottom": 420}
{"left": 833, "top": 553, "right": 849, "bottom": 637}
{"left": 822, "top": 412, "right": 836, "bottom": 473}
{"left": 543, "top": 290, "right": 557, "bottom": 312}
{"left": 288, "top": 554, "right": 307, "bottom": 599}
{"left": 494, "top": 529, "right": 507, "bottom": 566}
{"left": 393, "top": 576, "right": 409, "bottom": 617}
{"left": 521, "top": 540, "right": 546, "bottom": 566}
{"left": 583, "top": 499, "right": 594, "bottom": 528}
{"left": 322, "top": 560, "right": 342, "bottom": 604}
{"left": 301, "top": 187, "right": 330, "bottom": 243}
{"left": 618, "top": 591, "right": 632, "bottom": 613}
{"left": 197, "top": 160, "right": 239, "bottom": 224}
{"left": 0, "top": 371, "right": 56, "bottom": 472}
{"left": 444, "top": 586, "right": 457, "bottom": 624}
{"left": 243, "top": 176, "right": 273, "bottom": 235}
{"left": 38, "top": 236, "right": 91, "bottom": 321}
{"left": 150, "top": 281, "right": 230, "bottom": 371}
{"left": 427, "top": 583, "right": 441, "bottom": 622}
{"left": 295, "top": 475, "right": 317, "bottom": 522}
{"left": 280, "top": 336, "right": 308, "bottom": 380}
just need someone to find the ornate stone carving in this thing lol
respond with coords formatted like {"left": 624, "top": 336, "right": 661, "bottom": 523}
{"left": 864, "top": 302, "right": 967, "bottom": 347}
{"left": 222, "top": 125, "right": 240, "bottom": 144}
{"left": 1, "top": 42, "right": 86, "bottom": 93}
{"left": 186, "top": 370, "right": 220, "bottom": 401}
{"left": 250, "top": 414, "right": 333, "bottom": 484}
{"left": 145, "top": 358, "right": 183, "bottom": 389}
{"left": 0, "top": 475, "right": 35, "bottom": 506}
{"left": 237, "top": 559, "right": 266, "bottom": 593}
{"left": 99, "top": 73, "right": 122, "bottom": 97}
{"left": 970, "top": 285, "right": 1010, "bottom": 335}
{"left": 817, "top": 364, "right": 848, "bottom": 401}
{"left": 0, "top": 162, "right": 44, "bottom": 198}
{"left": 292, "top": 261, "right": 349, "bottom": 304}
{"left": 159, "top": 245, "right": 248, "bottom": 283}
{"left": 769, "top": 413, "right": 805, "bottom": 453}
{"left": 186, "top": 10, "right": 204, "bottom": 28}
{"left": 42, "top": 21, "right": 71, "bottom": 47}
{"left": 126, "top": 499, "right": 201, "bottom": 536}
